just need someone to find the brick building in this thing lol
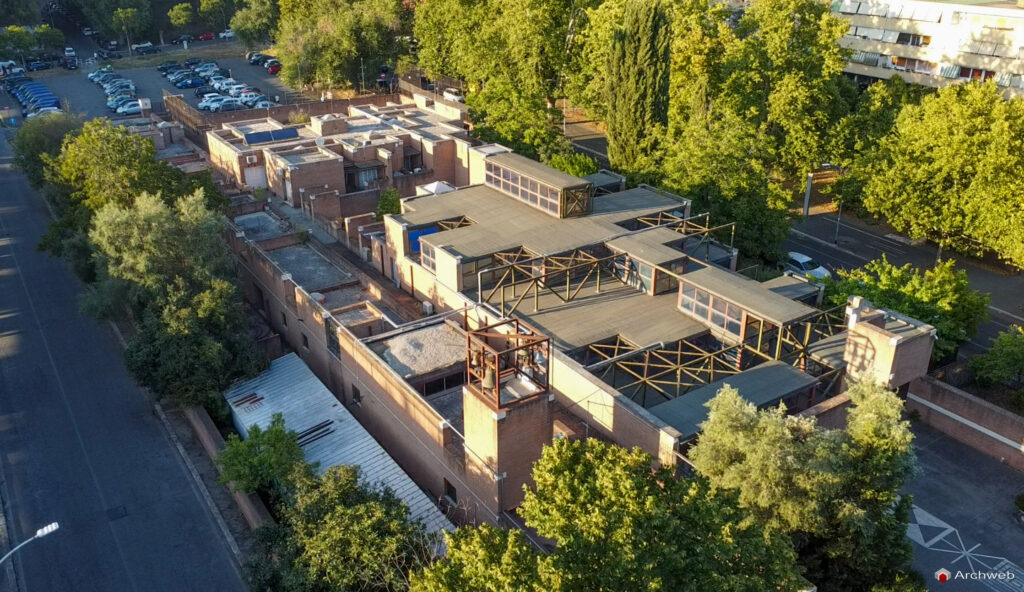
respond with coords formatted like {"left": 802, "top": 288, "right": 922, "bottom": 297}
{"left": 227, "top": 152, "right": 935, "bottom": 531}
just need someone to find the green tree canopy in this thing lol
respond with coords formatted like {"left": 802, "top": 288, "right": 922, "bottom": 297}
{"left": 970, "top": 325, "right": 1024, "bottom": 389}
{"left": 0, "top": 0, "right": 38, "bottom": 27}
{"left": 823, "top": 255, "right": 989, "bottom": 361}
{"left": 112, "top": 7, "right": 145, "bottom": 46}
{"left": 860, "top": 82, "right": 1024, "bottom": 267}
{"left": 91, "top": 191, "right": 262, "bottom": 406}
{"left": 375, "top": 187, "right": 401, "bottom": 221}
{"left": 230, "top": 0, "right": 278, "bottom": 47}
{"left": 690, "top": 382, "right": 918, "bottom": 592}
{"left": 11, "top": 112, "right": 82, "bottom": 188}
{"left": 167, "top": 3, "right": 194, "bottom": 29}
{"left": 247, "top": 464, "right": 437, "bottom": 592}
{"left": 1, "top": 25, "right": 34, "bottom": 61}
{"left": 33, "top": 24, "right": 65, "bottom": 49}
{"left": 200, "top": 0, "right": 234, "bottom": 30}
{"left": 603, "top": 0, "right": 670, "bottom": 183}
{"left": 415, "top": 438, "right": 802, "bottom": 591}
{"left": 217, "top": 412, "right": 306, "bottom": 493}
{"left": 544, "top": 151, "right": 598, "bottom": 178}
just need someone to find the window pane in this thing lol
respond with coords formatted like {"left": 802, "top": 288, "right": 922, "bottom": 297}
{"left": 696, "top": 290, "right": 710, "bottom": 306}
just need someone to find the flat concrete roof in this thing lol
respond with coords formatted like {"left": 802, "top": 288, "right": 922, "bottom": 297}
{"left": 486, "top": 152, "right": 589, "bottom": 190}
{"left": 373, "top": 323, "right": 465, "bottom": 379}
{"left": 684, "top": 266, "right": 818, "bottom": 326}
{"left": 606, "top": 227, "right": 687, "bottom": 266}
{"left": 275, "top": 147, "right": 341, "bottom": 165}
{"left": 512, "top": 279, "right": 708, "bottom": 351}
{"left": 648, "top": 361, "right": 818, "bottom": 440}
{"left": 227, "top": 119, "right": 285, "bottom": 135}
{"left": 399, "top": 185, "right": 686, "bottom": 260}
{"left": 266, "top": 244, "right": 354, "bottom": 293}
{"left": 234, "top": 212, "right": 290, "bottom": 242}
{"left": 762, "top": 274, "right": 822, "bottom": 303}
{"left": 584, "top": 170, "right": 624, "bottom": 193}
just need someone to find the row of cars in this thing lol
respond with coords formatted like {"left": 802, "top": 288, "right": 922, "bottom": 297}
{"left": 156, "top": 59, "right": 275, "bottom": 111}
{"left": 245, "top": 52, "right": 282, "bottom": 75}
{"left": 88, "top": 66, "right": 143, "bottom": 115}
{"left": 3, "top": 74, "right": 63, "bottom": 118}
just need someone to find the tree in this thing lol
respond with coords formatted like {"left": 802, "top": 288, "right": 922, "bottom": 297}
{"left": 822, "top": 256, "right": 989, "bottom": 362}
{"left": 230, "top": 0, "right": 278, "bottom": 47}
{"left": 91, "top": 191, "right": 263, "bottom": 407}
{"left": 167, "top": 3, "right": 194, "bottom": 29}
{"left": 544, "top": 151, "right": 597, "bottom": 178}
{"left": 566, "top": 0, "right": 626, "bottom": 117}
{"left": 285, "top": 465, "right": 436, "bottom": 592}
{"left": 604, "top": 0, "right": 670, "bottom": 183}
{"left": 217, "top": 412, "right": 306, "bottom": 493}
{"left": 200, "top": 0, "right": 234, "bottom": 31}
{"left": 690, "top": 382, "right": 919, "bottom": 592}
{"left": 32, "top": 24, "right": 65, "bottom": 49}
{"left": 0, "top": 0, "right": 38, "bottom": 27}
{"left": 860, "top": 82, "right": 1024, "bottom": 267}
{"left": 11, "top": 112, "right": 82, "bottom": 188}
{"left": 112, "top": 8, "right": 142, "bottom": 53}
{"left": 970, "top": 325, "right": 1024, "bottom": 389}
{"left": 415, "top": 438, "right": 802, "bottom": 592}
{"left": 2, "top": 25, "right": 35, "bottom": 66}
{"left": 375, "top": 187, "right": 401, "bottom": 221}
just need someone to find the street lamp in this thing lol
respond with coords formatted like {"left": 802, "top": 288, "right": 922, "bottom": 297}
{"left": 0, "top": 522, "right": 60, "bottom": 566}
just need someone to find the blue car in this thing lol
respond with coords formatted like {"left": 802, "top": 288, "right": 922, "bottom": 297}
{"left": 175, "top": 76, "right": 205, "bottom": 88}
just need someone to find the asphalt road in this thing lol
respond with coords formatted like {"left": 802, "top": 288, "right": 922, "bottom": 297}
{"left": 907, "top": 424, "right": 1024, "bottom": 591}
{"left": 0, "top": 134, "right": 246, "bottom": 591}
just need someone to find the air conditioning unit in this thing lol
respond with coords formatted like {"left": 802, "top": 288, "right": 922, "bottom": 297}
{"left": 246, "top": 155, "right": 258, "bottom": 164}
{"left": 421, "top": 300, "right": 435, "bottom": 316}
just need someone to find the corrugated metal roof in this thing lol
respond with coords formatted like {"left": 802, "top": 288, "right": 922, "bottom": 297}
{"left": 486, "top": 152, "right": 589, "bottom": 190}
{"left": 648, "top": 361, "right": 818, "bottom": 440}
{"left": 223, "top": 353, "right": 454, "bottom": 535}
{"left": 683, "top": 266, "right": 817, "bottom": 326}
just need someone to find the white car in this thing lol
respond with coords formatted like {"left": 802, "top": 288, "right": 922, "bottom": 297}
{"left": 82, "top": 27, "right": 94, "bottom": 36}
{"left": 213, "top": 98, "right": 242, "bottom": 111}
{"left": 213, "top": 78, "right": 237, "bottom": 91}
{"left": 442, "top": 87, "right": 464, "bottom": 103}
{"left": 251, "top": 99, "right": 275, "bottom": 109}
{"left": 199, "top": 95, "right": 229, "bottom": 110}
{"left": 27, "top": 106, "right": 62, "bottom": 118}
{"left": 64, "top": 46, "right": 76, "bottom": 57}
{"left": 226, "top": 84, "right": 249, "bottom": 96}
{"left": 130, "top": 41, "right": 153, "bottom": 52}
{"left": 785, "top": 252, "right": 832, "bottom": 280}
{"left": 116, "top": 100, "right": 141, "bottom": 115}
{"left": 218, "top": 29, "right": 234, "bottom": 39}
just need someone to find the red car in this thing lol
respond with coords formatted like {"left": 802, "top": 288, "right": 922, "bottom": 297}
{"left": 267, "top": 62, "right": 281, "bottom": 75}
{"left": 196, "top": 32, "right": 215, "bottom": 41}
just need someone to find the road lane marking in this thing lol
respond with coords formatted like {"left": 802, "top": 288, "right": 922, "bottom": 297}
{"left": 788, "top": 229, "right": 870, "bottom": 263}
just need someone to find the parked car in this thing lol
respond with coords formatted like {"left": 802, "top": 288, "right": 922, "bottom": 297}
{"left": 137, "top": 45, "right": 160, "bottom": 55}
{"left": 247, "top": 53, "right": 265, "bottom": 64}
{"left": 251, "top": 99, "right": 275, "bottom": 109}
{"left": 105, "top": 40, "right": 119, "bottom": 51}
{"left": 117, "top": 101, "right": 142, "bottom": 115}
{"left": 63, "top": 47, "right": 76, "bottom": 58}
{"left": 218, "top": 29, "right": 234, "bottom": 39}
{"left": 27, "top": 106, "right": 61, "bottom": 118}
{"left": 97, "top": 49, "right": 122, "bottom": 59}
{"left": 198, "top": 95, "right": 229, "bottom": 110}
{"left": 176, "top": 76, "right": 205, "bottom": 88}
{"left": 82, "top": 27, "right": 95, "bottom": 36}
{"left": 442, "top": 88, "right": 464, "bottom": 103}
{"left": 266, "top": 62, "right": 281, "bottom": 75}
{"left": 169, "top": 71, "right": 195, "bottom": 84}
{"left": 196, "top": 32, "right": 215, "bottom": 41}
{"left": 241, "top": 93, "right": 265, "bottom": 107}
{"left": 88, "top": 67, "right": 112, "bottom": 81}
{"left": 27, "top": 61, "right": 51, "bottom": 71}
{"left": 94, "top": 73, "right": 122, "bottom": 85}
{"left": 193, "top": 85, "right": 217, "bottom": 97}
{"left": 785, "top": 252, "right": 832, "bottom": 280}
{"left": 130, "top": 41, "right": 153, "bottom": 52}
{"left": 171, "top": 34, "right": 195, "bottom": 45}
{"left": 61, "top": 58, "right": 78, "bottom": 70}
{"left": 216, "top": 100, "right": 246, "bottom": 112}
{"left": 255, "top": 54, "right": 275, "bottom": 66}
{"left": 226, "top": 83, "right": 249, "bottom": 96}
{"left": 108, "top": 95, "right": 136, "bottom": 110}
{"left": 156, "top": 61, "right": 179, "bottom": 72}
{"left": 212, "top": 77, "right": 236, "bottom": 91}
{"left": 184, "top": 57, "right": 202, "bottom": 67}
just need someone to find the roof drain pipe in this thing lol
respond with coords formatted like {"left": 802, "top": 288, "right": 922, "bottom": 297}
{"left": 584, "top": 341, "right": 665, "bottom": 372}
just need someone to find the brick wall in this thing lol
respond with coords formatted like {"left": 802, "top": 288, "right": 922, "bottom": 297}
{"left": 908, "top": 376, "right": 1024, "bottom": 473}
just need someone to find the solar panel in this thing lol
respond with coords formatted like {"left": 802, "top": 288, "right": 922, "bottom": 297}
{"left": 270, "top": 127, "right": 299, "bottom": 141}
{"left": 243, "top": 130, "right": 274, "bottom": 145}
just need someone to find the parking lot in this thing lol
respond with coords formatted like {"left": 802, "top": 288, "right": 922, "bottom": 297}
{"left": 37, "top": 53, "right": 298, "bottom": 120}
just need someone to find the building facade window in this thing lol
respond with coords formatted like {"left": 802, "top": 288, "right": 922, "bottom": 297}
{"left": 421, "top": 242, "right": 436, "bottom": 272}
{"left": 357, "top": 167, "right": 379, "bottom": 189}
{"left": 895, "top": 32, "right": 931, "bottom": 46}
{"left": 679, "top": 283, "right": 744, "bottom": 337}
{"left": 302, "top": 333, "right": 309, "bottom": 350}
{"left": 484, "top": 162, "right": 561, "bottom": 215}
{"left": 326, "top": 318, "right": 341, "bottom": 358}
{"left": 281, "top": 311, "right": 288, "bottom": 327}
{"left": 351, "top": 385, "right": 361, "bottom": 405}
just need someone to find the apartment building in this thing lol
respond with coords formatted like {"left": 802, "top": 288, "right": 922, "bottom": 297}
{"left": 832, "top": 0, "right": 1024, "bottom": 95}
{"left": 207, "top": 98, "right": 479, "bottom": 220}
{"left": 226, "top": 147, "right": 935, "bottom": 531}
